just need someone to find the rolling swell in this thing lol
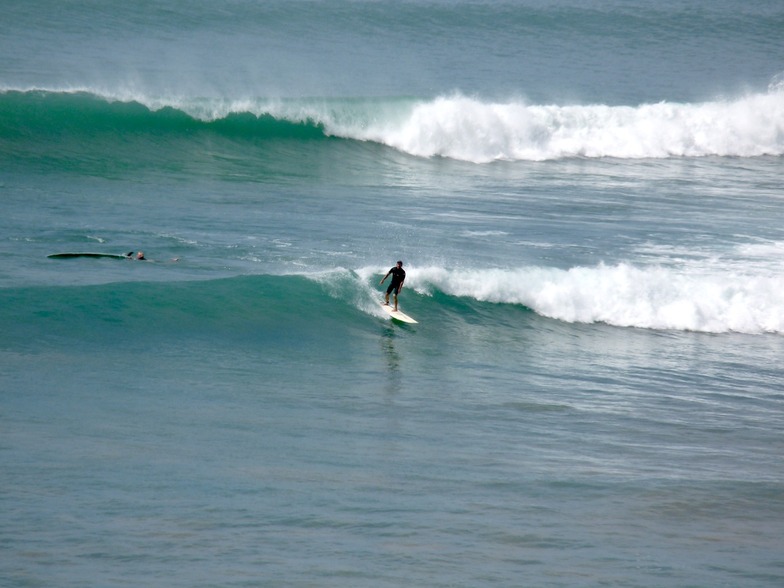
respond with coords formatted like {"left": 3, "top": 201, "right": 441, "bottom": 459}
{"left": 0, "top": 90, "right": 328, "bottom": 140}
{"left": 0, "top": 90, "right": 339, "bottom": 176}
{"left": 0, "top": 274, "right": 377, "bottom": 351}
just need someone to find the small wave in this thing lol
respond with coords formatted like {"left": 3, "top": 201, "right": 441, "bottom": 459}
{"left": 4, "top": 263, "right": 782, "bottom": 340}
{"left": 0, "top": 273, "right": 376, "bottom": 348}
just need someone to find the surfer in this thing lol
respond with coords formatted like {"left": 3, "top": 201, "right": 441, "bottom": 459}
{"left": 380, "top": 260, "right": 406, "bottom": 311}
{"left": 125, "top": 251, "right": 179, "bottom": 262}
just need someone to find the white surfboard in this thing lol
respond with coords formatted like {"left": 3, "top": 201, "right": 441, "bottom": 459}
{"left": 381, "top": 303, "right": 418, "bottom": 324}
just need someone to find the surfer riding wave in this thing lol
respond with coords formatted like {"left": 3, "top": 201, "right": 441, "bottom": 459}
{"left": 380, "top": 261, "right": 406, "bottom": 311}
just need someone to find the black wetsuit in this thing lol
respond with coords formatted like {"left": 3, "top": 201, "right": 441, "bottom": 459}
{"left": 386, "top": 266, "right": 406, "bottom": 294}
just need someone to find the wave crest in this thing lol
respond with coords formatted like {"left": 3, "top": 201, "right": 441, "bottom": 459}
{"left": 2, "top": 87, "right": 783, "bottom": 163}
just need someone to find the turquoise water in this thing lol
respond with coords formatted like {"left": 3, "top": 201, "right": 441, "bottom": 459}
{"left": 2, "top": 1, "right": 784, "bottom": 586}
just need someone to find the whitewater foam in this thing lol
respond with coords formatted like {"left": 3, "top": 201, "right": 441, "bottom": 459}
{"left": 356, "top": 91, "right": 784, "bottom": 162}
{"left": 403, "top": 263, "right": 784, "bottom": 334}
{"left": 184, "top": 88, "right": 784, "bottom": 162}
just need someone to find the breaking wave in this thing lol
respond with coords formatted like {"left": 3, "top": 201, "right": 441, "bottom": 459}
{"left": 2, "top": 87, "right": 782, "bottom": 163}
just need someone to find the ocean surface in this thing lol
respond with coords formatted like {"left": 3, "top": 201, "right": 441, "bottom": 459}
{"left": 2, "top": 1, "right": 784, "bottom": 586}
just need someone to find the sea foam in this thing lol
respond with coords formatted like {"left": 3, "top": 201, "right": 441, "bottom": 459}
{"left": 403, "top": 262, "right": 784, "bottom": 334}
{"left": 349, "top": 91, "right": 784, "bottom": 162}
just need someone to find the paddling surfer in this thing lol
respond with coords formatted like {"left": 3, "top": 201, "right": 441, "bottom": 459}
{"left": 125, "top": 251, "right": 179, "bottom": 262}
{"left": 380, "top": 260, "right": 406, "bottom": 311}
